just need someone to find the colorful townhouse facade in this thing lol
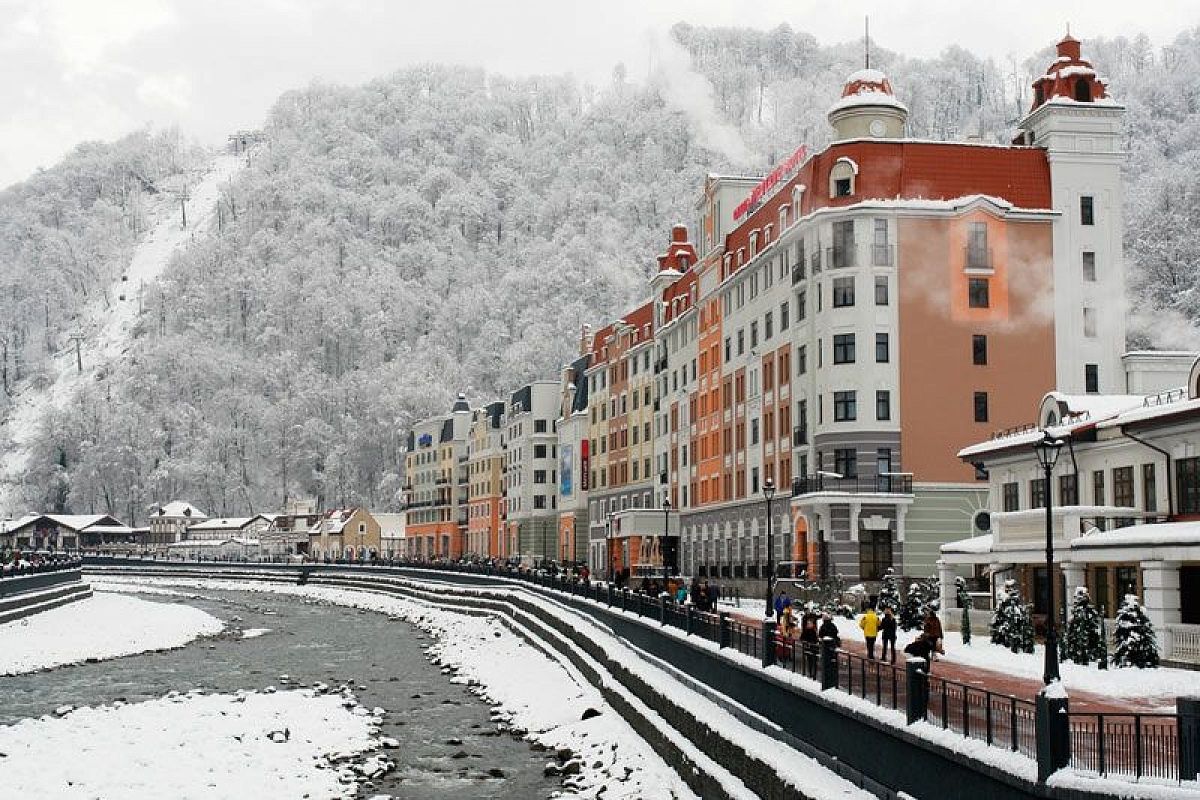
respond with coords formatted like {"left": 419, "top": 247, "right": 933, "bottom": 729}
{"left": 404, "top": 394, "right": 471, "bottom": 560}
{"left": 401, "top": 36, "right": 1129, "bottom": 588}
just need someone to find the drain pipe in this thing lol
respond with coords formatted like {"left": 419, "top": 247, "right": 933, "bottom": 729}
{"left": 1120, "top": 426, "right": 1173, "bottom": 517}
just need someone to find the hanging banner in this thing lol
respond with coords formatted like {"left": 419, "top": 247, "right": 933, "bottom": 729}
{"left": 733, "top": 144, "right": 809, "bottom": 221}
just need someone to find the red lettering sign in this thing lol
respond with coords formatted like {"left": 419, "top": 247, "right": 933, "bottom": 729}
{"left": 580, "top": 439, "right": 590, "bottom": 492}
{"left": 733, "top": 144, "right": 809, "bottom": 221}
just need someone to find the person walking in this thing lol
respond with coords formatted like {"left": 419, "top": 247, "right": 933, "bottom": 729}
{"left": 859, "top": 607, "right": 880, "bottom": 660}
{"left": 774, "top": 590, "right": 791, "bottom": 621}
{"left": 880, "top": 607, "right": 898, "bottom": 663}
{"left": 817, "top": 612, "right": 841, "bottom": 647}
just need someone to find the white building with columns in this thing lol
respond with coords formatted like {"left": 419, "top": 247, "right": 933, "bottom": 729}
{"left": 940, "top": 355, "right": 1200, "bottom": 666}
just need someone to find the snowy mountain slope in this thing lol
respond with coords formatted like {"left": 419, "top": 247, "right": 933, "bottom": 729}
{"left": 0, "top": 152, "right": 245, "bottom": 518}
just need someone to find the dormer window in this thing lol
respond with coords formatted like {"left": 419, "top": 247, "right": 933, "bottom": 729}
{"left": 1074, "top": 78, "right": 1091, "bottom": 102}
{"left": 678, "top": 255, "right": 689, "bottom": 270}
{"left": 830, "top": 158, "right": 858, "bottom": 198}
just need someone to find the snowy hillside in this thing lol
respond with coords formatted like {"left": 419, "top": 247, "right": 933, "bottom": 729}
{"left": 0, "top": 151, "right": 244, "bottom": 518}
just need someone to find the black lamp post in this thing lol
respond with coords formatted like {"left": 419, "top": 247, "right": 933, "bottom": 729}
{"left": 762, "top": 476, "right": 777, "bottom": 618}
{"left": 1033, "top": 430, "right": 1065, "bottom": 684}
{"left": 662, "top": 492, "right": 672, "bottom": 582}
{"left": 606, "top": 511, "right": 616, "bottom": 584}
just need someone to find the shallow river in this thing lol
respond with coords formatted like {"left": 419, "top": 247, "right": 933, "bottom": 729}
{"left": 0, "top": 586, "right": 560, "bottom": 799}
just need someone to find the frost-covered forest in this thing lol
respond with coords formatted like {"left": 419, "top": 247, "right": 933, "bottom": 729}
{"left": 3, "top": 23, "right": 1200, "bottom": 520}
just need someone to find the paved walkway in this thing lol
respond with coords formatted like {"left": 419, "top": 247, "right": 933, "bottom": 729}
{"left": 728, "top": 609, "right": 1171, "bottom": 714}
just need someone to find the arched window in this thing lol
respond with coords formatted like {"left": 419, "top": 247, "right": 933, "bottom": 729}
{"left": 1074, "top": 79, "right": 1091, "bottom": 103}
{"left": 830, "top": 158, "right": 858, "bottom": 198}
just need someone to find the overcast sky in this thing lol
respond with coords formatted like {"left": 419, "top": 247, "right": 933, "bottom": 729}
{"left": 2, "top": 0, "right": 1197, "bottom": 189}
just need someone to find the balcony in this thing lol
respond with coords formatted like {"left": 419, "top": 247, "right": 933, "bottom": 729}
{"left": 791, "top": 473, "right": 912, "bottom": 496}
{"left": 965, "top": 246, "right": 992, "bottom": 270}
{"left": 810, "top": 248, "right": 822, "bottom": 273}
{"left": 435, "top": 476, "right": 450, "bottom": 485}
{"left": 826, "top": 244, "right": 856, "bottom": 269}
{"left": 791, "top": 263, "right": 806, "bottom": 285}
{"left": 871, "top": 244, "right": 894, "bottom": 267}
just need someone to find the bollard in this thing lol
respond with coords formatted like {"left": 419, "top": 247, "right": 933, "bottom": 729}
{"left": 820, "top": 638, "right": 838, "bottom": 690}
{"left": 607, "top": 585, "right": 614, "bottom": 607}
{"left": 905, "top": 658, "right": 930, "bottom": 724}
{"left": 1179, "top": 697, "right": 1200, "bottom": 781}
{"left": 718, "top": 611, "right": 730, "bottom": 649}
{"left": 620, "top": 589, "right": 627, "bottom": 612}
{"left": 1035, "top": 683, "right": 1071, "bottom": 783}
{"left": 762, "top": 619, "right": 778, "bottom": 668}
{"left": 686, "top": 605, "right": 695, "bottom": 636}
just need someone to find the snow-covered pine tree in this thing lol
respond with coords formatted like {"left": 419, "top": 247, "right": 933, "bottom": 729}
{"left": 990, "top": 579, "right": 1035, "bottom": 653}
{"left": 899, "top": 578, "right": 925, "bottom": 631}
{"left": 919, "top": 573, "right": 941, "bottom": 617}
{"left": 875, "top": 567, "right": 900, "bottom": 613}
{"left": 955, "top": 575, "right": 973, "bottom": 646}
{"left": 1112, "top": 594, "right": 1160, "bottom": 668}
{"left": 1065, "top": 587, "right": 1104, "bottom": 665}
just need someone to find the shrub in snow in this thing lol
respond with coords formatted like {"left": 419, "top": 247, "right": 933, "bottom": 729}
{"left": 1064, "top": 587, "right": 1104, "bottom": 664}
{"left": 875, "top": 567, "right": 900, "bottom": 613}
{"left": 990, "top": 580, "right": 1034, "bottom": 653}
{"left": 1112, "top": 594, "right": 1159, "bottom": 669}
{"left": 955, "top": 576, "right": 973, "bottom": 646}
{"left": 919, "top": 573, "right": 940, "bottom": 617}
{"left": 899, "top": 577, "right": 930, "bottom": 631}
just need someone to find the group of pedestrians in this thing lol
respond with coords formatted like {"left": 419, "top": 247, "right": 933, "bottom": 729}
{"left": 857, "top": 606, "right": 898, "bottom": 662}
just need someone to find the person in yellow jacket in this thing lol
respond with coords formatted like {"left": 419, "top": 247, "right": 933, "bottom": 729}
{"left": 859, "top": 607, "right": 880, "bottom": 660}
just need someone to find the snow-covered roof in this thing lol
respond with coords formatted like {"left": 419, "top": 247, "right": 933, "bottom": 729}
{"left": 155, "top": 501, "right": 206, "bottom": 519}
{"left": 83, "top": 525, "right": 135, "bottom": 535}
{"left": 1069, "top": 521, "right": 1200, "bottom": 549}
{"left": 1095, "top": 396, "right": 1200, "bottom": 430}
{"left": 5, "top": 513, "right": 123, "bottom": 533}
{"left": 187, "top": 516, "right": 262, "bottom": 531}
{"left": 844, "top": 68, "right": 888, "bottom": 85}
{"left": 940, "top": 534, "right": 993, "bottom": 554}
{"left": 828, "top": 90, "right": 908, "bottom": 114}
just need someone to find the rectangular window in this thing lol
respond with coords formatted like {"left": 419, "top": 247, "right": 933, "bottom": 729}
{"left": 1113, "top": 467, "right": 1135, "bottom": 515}
{"left": 1085, "top": 364, "right": 1099, "bottom": 394}
{"left": 737, "top": 329, "right": 745, "bottom": 356}
{"left": 1093, "top": 470, "right": 1106, "bottom": 505}
{"left": 875, "top": 332, "right": 889, "bottom": 363}
{"left": 750, "top": 321, "right": 759, "bottom": 349}
{"left": 833, "top": 333, "right": 855, "bottom": 364}
{"left": 834, "top": 177, "right": 852, "bottom": 197}
{"left": 1082, "top": 251, "right": 1097, "bottom": 281}
{"left": 797, "top": 400, "right": 808, "bottom": 444}
{"left": 833, "top": 390, "right": 857, "bottom": 422}
{"left": 859, "top": 530, "right": 892, "bottom": 582}
{"left": 533, "top": 444, "right": 547, "bottom": 458}
{"left": 724, "top": 337, "right": 731, "bottom": 362}
{"left": 1030, "top": 478, "right": 1047, "bottom": 508}
{"left": 974, "top": 391, "right": 989, "bottom": 423}
{"left": 780, "top": 301, "right": 790, "bottom": 330}
{"left": 832, "top": 276, "right": 855, "bottom": 307}
{"left": 534, "top": 495, "right": 547, "bottom": 509}
{"left": 834, "top": 447, "right": 858, "bottom": 478}
{"left": 967, "top": 222, "right": 990, "bottom": 268}
{"left": 1083, "top": 307, "right": 1097, "bottom": 338}
{"left": 872, "top": 218, "right": 891, "bottom": 266}
{"left": 876, "top": 390, "right": 890, "bottom": 421}
{"left": 1178, "top": 457, "right": 1200, "bottom": 514}
{"left": 1143, "top": 463, "right": 1157, "bottom": 513}
{"left": 1080, "top": 195, "right": 1095, "bottom": 226}
{"left": 534, "top": 470, "right": 547, "bottom": 483}
{"left": 797, "top": 345, "right": 807, "bottom": 375}
{"left": 832, "top": 220, "right": 855, "bottom": 267}
{"left": 875, "top": 275, "right": 889, "bottom": 305}
{"left": 968, "top": 278, "right": 990, "bottom": 308}
{"left": 1059, "top": 474, "right": 1079, "bottom": 506}
{"left": 797, "top": 290, "right": 807, "bottom": 321}
{"left": 750, "top": 418, "right": 759, "bottom": 445}
{"left": 764, "top": 311, "right": 774, "bottom": 340}
{"left": 972, "top": 334, "right": 988, "bottom": 365}
{"left": 1003, "top": 482, "right": 1019, "bottom": 512}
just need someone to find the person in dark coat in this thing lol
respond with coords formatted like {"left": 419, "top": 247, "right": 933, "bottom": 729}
{"left": 689, "top": 577, "right": 702, "bottom": 607}
{"left": 817, "top": 613, "right": 841, "bottom": 647}
{"left": 904, "top": 634, "right": 936, "bottom": 671}
{"left": 798, "top": 616, "right": 820, "bottom": 678}
{"left": 705, "top": 581, "right": 719, "bottom": 611}
{"left": 880, "top": 607, "right": 898, "bottom": 663}
{"left": 923, "top": 610, "right": 945, "bottom": 655}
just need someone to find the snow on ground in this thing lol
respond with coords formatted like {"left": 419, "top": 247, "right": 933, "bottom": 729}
{"left": 828, "top": 615, "right": 1200, "bottom": 700}
{"left": 241, "top": 627, "right": 270, "bottom": 639}
{"left": 0, "top": 592, "right": 223, "bottom": 675}
{"left": 0, "top": 689, "right": 382, "bottom": 799}
{"left": 0, "top": 150, "right": 245, "bottom": 515}
{"left": 98, "top": 575, "right": 875, "bottom": 800}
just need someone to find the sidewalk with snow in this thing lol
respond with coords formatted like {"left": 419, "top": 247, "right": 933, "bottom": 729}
{"left": 0, "top": 591, "right": 223, "bottom": 675}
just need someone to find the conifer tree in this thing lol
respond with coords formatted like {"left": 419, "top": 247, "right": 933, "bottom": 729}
{"left": 875, "top": 567, "right": 900, "bottom": 613}
{"left": 899, "top": 578, "right": 925, "bottom": 631}
{"left": 1065, "top": 587, "right": 1104, "bottom": 665}
{"left": 990, "top": 579, "right": 1034, "bottom": 653}
{"left": 955, "top": 575, "right": 973, "bottom": 646}
{"left": 1112, "top": 594, "right": 1159, "bottom": 668}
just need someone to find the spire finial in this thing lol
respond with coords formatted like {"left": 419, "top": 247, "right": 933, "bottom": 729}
{"left": 865, "top": 16, "right": 871, "bottom": 70}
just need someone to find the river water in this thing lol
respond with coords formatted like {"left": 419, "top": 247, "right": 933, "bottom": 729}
{"left": 0, "top": 587, "right": 560, "bottom": 799}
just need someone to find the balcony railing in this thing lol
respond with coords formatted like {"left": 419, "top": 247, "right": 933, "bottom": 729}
{"left": 826, "top": 244, "right": 856, "bottom": 269}
{"left": 810, "top": 247, "right": 822, "bottom": 273}
{"left": 965, "top": 245, "right": 992, "bottom": 270}
{"left": 792, "top": 473, "right": 913, "bottom": 496}
{"left": 871, "top": 243, "right": 895, "bottom": 267}
{"left": 435, "top": 476, "right": 450, "bottom": 485}
{"left": 791, "top": 263, "right": 806, "bottom": 285}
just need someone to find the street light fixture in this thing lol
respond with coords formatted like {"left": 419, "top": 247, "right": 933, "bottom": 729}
{"left": 1033, "top": 430, "right": 1065, "bottom": 684}
{"left": 762, "top": 476, "right": 777, "bottom": 618}
{"left": 662, "top": 491, "right": 672, "bottom": 583}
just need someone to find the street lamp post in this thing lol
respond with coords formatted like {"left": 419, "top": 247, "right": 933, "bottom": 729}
{"left": 662, "top": 492, "right": 672, "bottom": 582}
{"left": 1033, "top": 430, "right": 1065, "bottom": 685}
{"left": 606, "top": 511, "right": 616, "bottom": 584}
{"left": 762, "top": 476, "right": 777, "bottom": 618}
